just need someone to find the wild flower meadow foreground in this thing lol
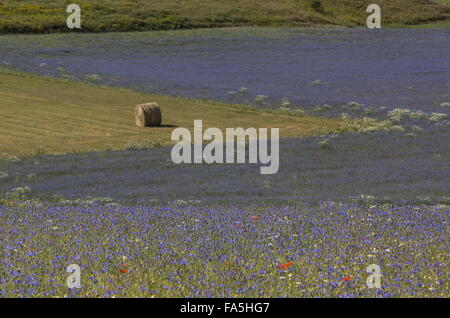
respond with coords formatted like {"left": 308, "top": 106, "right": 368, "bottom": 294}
{"left": 1, "top": 201, "right": 448, "bottom": 298}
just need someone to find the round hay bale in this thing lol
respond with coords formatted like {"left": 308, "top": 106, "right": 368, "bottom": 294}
{"left": 135, "top": 103, "right": 162, "bottom": 127}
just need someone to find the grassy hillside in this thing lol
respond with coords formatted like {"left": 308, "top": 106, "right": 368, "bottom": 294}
{"left": 434, "top": 0, "right": 450, "bottom": 5}
{"left": 0, "top": 70, "right": 350, "bottom": 157}
{"left": 0, "top": 0, "right": 449, "bottom": 34}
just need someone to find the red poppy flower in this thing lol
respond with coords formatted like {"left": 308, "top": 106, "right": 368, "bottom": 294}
{"left": 250, "top": 216, "right": 258, "bottom": 221}
{"left": 343, "top": 275, "right": 352, "bottom": 282}
{"left": 120, "top": 263, "right": 129, "bottom": 273}
{"left": 278, "top": 261, "right": 294, "bottom": 270}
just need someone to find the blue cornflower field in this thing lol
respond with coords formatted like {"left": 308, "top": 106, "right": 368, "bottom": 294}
{"left": 0, "top": 27, "right": 449, "bottom": 298}
{"left": 1, "top": 202, "right": 448, "bottom": 297}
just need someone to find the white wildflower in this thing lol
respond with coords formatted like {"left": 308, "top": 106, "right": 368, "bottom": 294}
{"left": 319, "top": 139, "right": 330, "bottom": 149}
{"left": 409, "top": 110, "right": 429, "bottom": 120}
{"left": 85, "top": 74, "right": 101, "bottom": 81}
{"left": 294, "top": 108, "right": 305, "bottom": 116}
{"left": 429, "top": 113, "right": 447, "bottom": 121}
{"left": 313, "top": 106, "right": 323, "bottom": 112}
{"left": 387, "top": 108, "right": 411, "bottom": 122}
{"left": 281, "top": 98, "right": 291, "bottom": 109}
{"left": 238, "top": 87, "right": 248, "bottom": 94}
{"left": 255, "top": 95, "right": 269, "bottom": 103}
{"left": 390, "top": 125, "right": 405, "bottom": 132}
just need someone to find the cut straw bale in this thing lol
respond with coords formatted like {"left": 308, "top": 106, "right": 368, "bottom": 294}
{"left": 135, "top": 103, "right": 162, "bottom": 127}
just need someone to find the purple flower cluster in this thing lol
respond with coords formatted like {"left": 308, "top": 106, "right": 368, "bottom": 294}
{"left": 0, "top": 201, "right": 448, "bottom": 297}
{"left": 1, "top": 129, "right": 448, "bottom": 205}
{"left": 1, "top": 28, "right": 449, "bottom": 116}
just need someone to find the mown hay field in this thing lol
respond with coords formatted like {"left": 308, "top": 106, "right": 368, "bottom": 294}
{"left": 0, "top": 71, "right": 345, "bottom": 157}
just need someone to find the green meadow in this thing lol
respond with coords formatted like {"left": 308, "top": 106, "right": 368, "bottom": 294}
{"left": 0, "top": 0, "right": 449, "bottom": 34}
